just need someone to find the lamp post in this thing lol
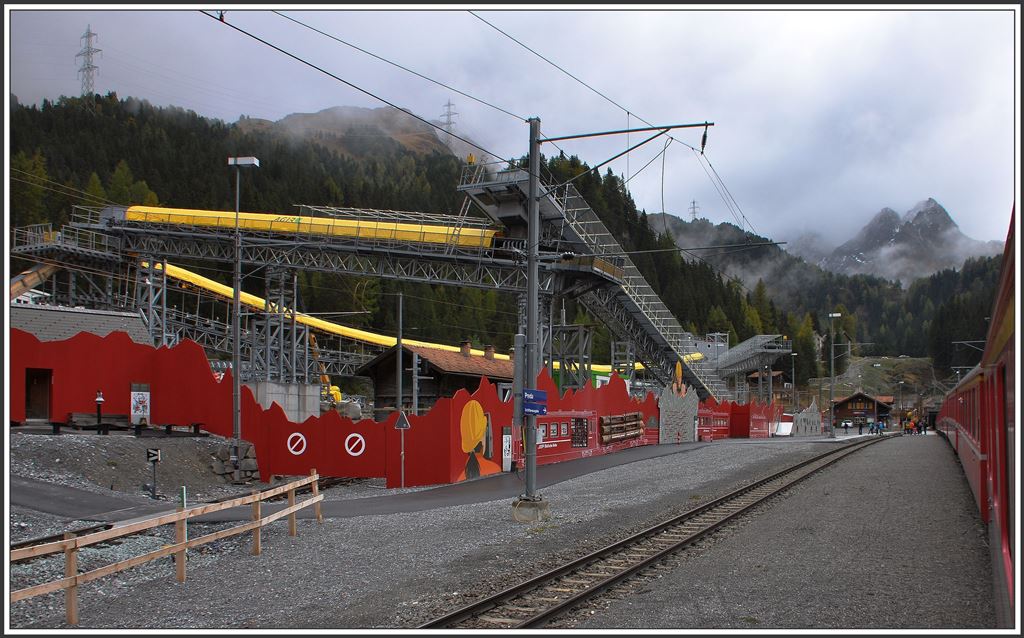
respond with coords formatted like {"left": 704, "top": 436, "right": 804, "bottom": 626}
{"left": 396, "top": 290, "right": 404, "bottom": 488}
{"left": 828, "top": 312, "right": 841, "bottom": 438}
{"left": 897, "top": 380, "right": 905, "bottom": 427}
{"left": 95, "top": 390, "right": 105, "bottom": 435}
{"left": 790, "top": 352, "right": 798, "bottom": 413}
{"left": 228, "top": 156, "right": 259, "bottom": 482}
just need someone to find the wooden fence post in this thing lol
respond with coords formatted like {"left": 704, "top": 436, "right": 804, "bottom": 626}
{"left": 310, "top": 469, "right": 323, "bottom": 524}
{"left": 64, "top": 532, "right": 78, "bottom": 625}
{"left": 174, "top": 506, "right": 186, "bottom": 582}
{"left": 288, "top": 487, "right": 297, "bottom": 537}
{"left": 251, "top": 489, "right": 262, "bottom": 555}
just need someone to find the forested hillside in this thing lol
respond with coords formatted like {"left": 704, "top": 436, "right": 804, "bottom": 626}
{"left": 9, "top": 93, "right": 1000, "bottom": 376}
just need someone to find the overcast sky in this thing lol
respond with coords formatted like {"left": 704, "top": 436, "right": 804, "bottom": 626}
{"left": 6, "top": 5, "right": 1019, "bottom": 244}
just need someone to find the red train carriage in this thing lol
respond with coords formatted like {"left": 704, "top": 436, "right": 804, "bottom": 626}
{"left": 936, "top": 208, "right": 1015, "bottom": 628}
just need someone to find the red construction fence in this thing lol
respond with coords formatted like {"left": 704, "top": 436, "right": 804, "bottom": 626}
{"left": 10, "top": 330, "right": 661, "bottom": 487}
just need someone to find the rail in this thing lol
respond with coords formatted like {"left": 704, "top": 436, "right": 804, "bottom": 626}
{"left": 421, "top": 436, "right": 889, "bottom": 629}
{"left": 9, "top": 470, "right": 324, "bottom": 625}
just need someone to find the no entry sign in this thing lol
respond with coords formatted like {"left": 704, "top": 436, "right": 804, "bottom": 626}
{"left": 287, "top": 432, "right": 307, "bottom": 456}
{"left": 344, "top": 433, "right": 366, "bottom": 457}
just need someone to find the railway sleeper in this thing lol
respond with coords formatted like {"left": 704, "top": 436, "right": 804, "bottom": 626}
{"left": 477, "top": 615, "right": 521, "bottom": 626}
{"left": 503, "top": 605, "right": 540, "bottom": 614}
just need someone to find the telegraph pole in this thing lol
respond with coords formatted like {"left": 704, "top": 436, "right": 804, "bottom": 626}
{"left": 511, "top": 118, "right": 550, "bottom": 522}
{"left": 512, "top": 117, "right": 714, "bottom": 522}
{"left": 828, "top": 312, "right": 841, "bottom": 438}
{"left": 525, "top": 117, "right": 541, "bottom": 500}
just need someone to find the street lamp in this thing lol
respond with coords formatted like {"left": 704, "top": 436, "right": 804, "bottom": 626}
{"left": 790, "top": 352, "right": 798, "bottom": 413}
{"left": 897, "top": 380, "right": 904, "bottom": 420}
{"left": 828, "top": 312, "right": 841, "bottom": 438}
{"left": 228, "top": 156, "right": 259, "bottom": 482}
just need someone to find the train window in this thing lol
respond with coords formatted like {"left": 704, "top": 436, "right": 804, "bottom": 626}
{"left": 561, "top": 422, "right": 568, "bottom": 437}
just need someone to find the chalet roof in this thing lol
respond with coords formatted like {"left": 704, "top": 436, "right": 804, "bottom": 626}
{"left": 408, "top": 345, "right": 513, "bottom": 380}
{"left": 10, "top": 303, "right": 152, "bottom": 345}
{"left": 355, "top": 344, "right": 513, "bottom": 381}
{"left": 833, "top": 391, "right": 893, "bottom": 408}
{"left": 747, "top": 369, "right": 785, "bottom": 380}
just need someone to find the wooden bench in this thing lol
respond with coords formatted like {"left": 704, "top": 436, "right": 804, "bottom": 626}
{"left": 133, "top": 422, "right": 207, "bottom": 438}
{"left": 64, "top": 412, "right": 131, "bottom": 435}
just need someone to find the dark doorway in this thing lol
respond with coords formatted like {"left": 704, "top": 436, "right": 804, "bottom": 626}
{"left": 25, "top": 368, "right": 52, "bottom": 421}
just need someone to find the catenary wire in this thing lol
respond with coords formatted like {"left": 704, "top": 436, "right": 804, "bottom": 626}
{"left": 470, "top": 11, "right": 757, "bottom": 234}
{"left": 201, "top": 11, "right": 515, "bottom": 169}
{"left": 272, "top": 10, "right": 528, "bottom": 123}
{"left": 10, "top": 169, "right": 122, "bottom": 207}
{"left": 271, "top": 10, "right": 572, "bottom": 181}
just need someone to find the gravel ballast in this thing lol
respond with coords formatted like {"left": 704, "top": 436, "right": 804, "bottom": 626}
{"left": 572, "top": 434, "right": 996, "bottom": 630}
{"left": 7, "top": 433, "right": 996, "bottom": 630}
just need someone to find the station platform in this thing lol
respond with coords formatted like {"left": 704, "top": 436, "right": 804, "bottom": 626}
{"left": 9, "top": 434, "right": 866, "bottom": 526}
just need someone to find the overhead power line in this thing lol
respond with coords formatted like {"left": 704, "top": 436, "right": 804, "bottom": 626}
{"left": 201, "top": 10, "right": 512, "bottom": 167}
{"left": 470, "top": 10, "right": 760, "bottom": 235}
{"left": 272, "top": 11, "right": 528, "bottom": 123}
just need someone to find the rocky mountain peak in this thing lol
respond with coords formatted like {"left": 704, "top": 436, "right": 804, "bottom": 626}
{"left": 810, "top": 198, "right": 1000, "bottom": 285}
{"left": 902, "top": 198, "right": 957, "bottom": 237}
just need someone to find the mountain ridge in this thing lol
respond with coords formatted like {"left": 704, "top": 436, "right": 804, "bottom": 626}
{"left": 236, "top": 105, "right": 454, "bottom": 158}
{"left": 785, "top": 198, "right": 1001, "bottom": 284}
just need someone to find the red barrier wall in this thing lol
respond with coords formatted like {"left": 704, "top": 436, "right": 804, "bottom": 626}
{"left": 10, "top": 329, "right": 389, "bottom": 483}
{"left": 729, "top": 403, "right": 751, "bottom": 438}
{"left": 10, "top": 329, "right": 661, "bottom": 489}
{"left": 698, "top": 398, "right": 732, "bottom": 441}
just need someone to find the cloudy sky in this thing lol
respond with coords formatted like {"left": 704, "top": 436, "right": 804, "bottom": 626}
{"left": 6, "top": 5, "right": 1019, "bottom": 244}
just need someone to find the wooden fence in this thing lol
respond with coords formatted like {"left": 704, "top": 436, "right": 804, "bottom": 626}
{"left": 9, "top": 469, "right": 325, "bottom": 625}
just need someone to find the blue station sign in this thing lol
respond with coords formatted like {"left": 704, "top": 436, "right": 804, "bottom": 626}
{"left": 523, "top": 388, "right": 547, "bottom": 403}
{"left": 522, "top": 388, "right": 548, "bottom": 416}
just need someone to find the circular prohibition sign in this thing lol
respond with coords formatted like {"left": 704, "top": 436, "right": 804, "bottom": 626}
{"left": 286, "top": 432, "right": 307, "bottom": 456}
{"left": 344, "top": 433, "right": 366, "bottom": 457}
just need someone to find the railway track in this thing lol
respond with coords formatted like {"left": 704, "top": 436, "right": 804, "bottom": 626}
{"left": 421, "top": 436, "right": 890, "bottom": 629}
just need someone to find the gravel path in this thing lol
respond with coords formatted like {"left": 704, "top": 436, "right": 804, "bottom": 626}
{"left": 7, "top": 435, "right": 995, "bottom": 630}
{"left": 571, "top": 434, "right": 996, "bottom": 630}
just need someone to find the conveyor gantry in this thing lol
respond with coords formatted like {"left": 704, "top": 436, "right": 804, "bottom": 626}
{"left": 715, "top": 335, "right": 793, "bottom": 378}
{"left": 458, "top": 164, "right": 730, "bottom": 400}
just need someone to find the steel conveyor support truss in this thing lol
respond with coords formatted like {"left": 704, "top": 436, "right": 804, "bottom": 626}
{"left": 112, "top": 231, "right": 554, "bottom": 294}
{"left": 459, "top": 168, "right": 729, "bottom": 400}
{"left": 135, "top": 257, "right": 169, "bottom": 346}
{"left": 552, "top": 322, "right": 593, "bottom": 392}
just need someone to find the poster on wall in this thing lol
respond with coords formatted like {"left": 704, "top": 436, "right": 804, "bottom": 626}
{"left": 130, "top": 383, "right": 151, "bottom": 425}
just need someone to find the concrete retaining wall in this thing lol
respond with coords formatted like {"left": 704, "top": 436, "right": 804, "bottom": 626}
{"left": 248, "top": 381, "right": 320, "bottom": 423}
{"left": 658, "top": 385, "right": 699, "bottom": 444}
{"left": 792, "top": 399, "right": 823, "bottom": 437}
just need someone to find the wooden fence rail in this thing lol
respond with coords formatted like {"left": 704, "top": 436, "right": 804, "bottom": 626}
{"left": 9, "top": 469, "right": 324, "bottom": 625}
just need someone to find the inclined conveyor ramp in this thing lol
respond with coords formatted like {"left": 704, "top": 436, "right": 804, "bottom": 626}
{"left": 714, "top": 335, "right": 793, "bottom": 378}
{"left": 458, "top": 164, "right": 728, "bottom": 401}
